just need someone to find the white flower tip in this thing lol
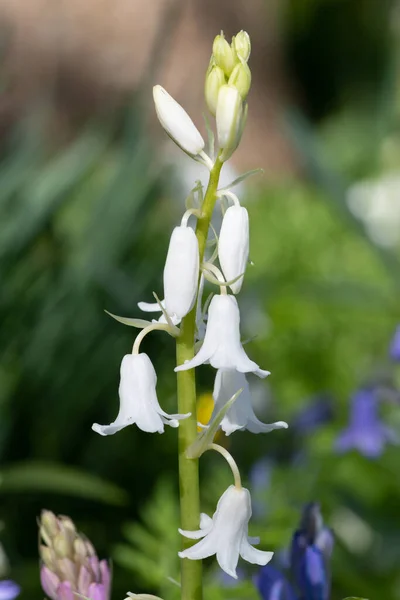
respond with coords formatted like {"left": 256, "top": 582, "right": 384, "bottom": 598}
{"left": 92, "top": 423, "right": 108, "bottom": 436}
{"left": 255, "top": 369, "right": 270, "bottom": 379}
{"left": 276, "top": 421, "right": 289, "bottom": 429}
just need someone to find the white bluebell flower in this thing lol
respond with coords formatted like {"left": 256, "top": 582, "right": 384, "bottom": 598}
{"left": 92, "top": 354, "right": 189, "bottom": 435}
{"left": 212, "top": 369, "right": 287, "bottom": 435}
{"left": 175, "top": 294, "right": 268, "bottom": 377}
{"left": 179, "top": 485, "right": 273, "bottom": 578}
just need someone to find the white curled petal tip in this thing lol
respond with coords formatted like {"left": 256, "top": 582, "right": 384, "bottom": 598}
{"left": 254, "top": 368, "right": 270, "bottom": 379}
{"left": 178, "top": 528, "right": 207, "bottom": 540}
{"left": 153, "top": 85, "right": 205, "bottom": 156}
{"left": 138, "top": 300, "right": 164, "bottom": 313}
{"left": 240, "top": 538, "right": 274, "bottom": 566}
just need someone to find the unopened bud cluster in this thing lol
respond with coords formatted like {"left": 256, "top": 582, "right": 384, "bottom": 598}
{"left": 39, "top": 510, "right": 110, "bottom": 600}
{"left": 206, "top": 31, "right": 251, "bottom": 161}
{"left": 151, "top": 30, "right": 251, "bottom": 164}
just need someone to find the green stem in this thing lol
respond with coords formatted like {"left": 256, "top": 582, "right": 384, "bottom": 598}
{"left": 176, "top": 156, "right": 223, "bottom": 600}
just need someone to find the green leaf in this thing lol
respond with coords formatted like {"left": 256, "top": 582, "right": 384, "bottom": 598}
{"left": 186, "top": 388, "right": 242, "bottom": 459}
{"left": 105, "top": 310, "right": 151, "bottom": 328}
{"left": 218, "top": 168, "right": 264, "bottom": 191}
{"left": 0, "top": 461, "right": 128, "bottom": 505}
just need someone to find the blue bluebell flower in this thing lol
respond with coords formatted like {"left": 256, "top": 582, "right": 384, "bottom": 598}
{"left": 290, "top": 504, "right": 333, "bottom": 600}
{"left": 389, "top": 325, "right": 400, "bottom": 361}
{"left": 256, "top": 504, "right": 333, "bottom": 600}
{"left": 255, "top": 564, "right": 296, "bottom": 600}
{"left": 0, "top": 581, "right": 20, "bottom": 600}
{"left": 293, "top": 395, "right": 334, "bottom": 434}
{"left": 335, "top": 388, "right": 397, "bottom": 458}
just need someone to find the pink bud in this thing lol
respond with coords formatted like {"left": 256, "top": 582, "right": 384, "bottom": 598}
{"left": 57, "top": 582, "right": 74, "bottom": 600}
{"left": 40, "top": 566, "right": 60, "bottom": 600}
{"left": 88, "top": 583, "right": 108, "bottom": 600}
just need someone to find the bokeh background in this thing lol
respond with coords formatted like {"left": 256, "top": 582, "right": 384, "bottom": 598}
{"left": 0, "top": 0, "right": 399, "bottom": 598}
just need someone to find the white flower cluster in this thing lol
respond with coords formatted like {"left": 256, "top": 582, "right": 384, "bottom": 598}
{"left": 93, "top": 30, "right": 288, "bottom": 581}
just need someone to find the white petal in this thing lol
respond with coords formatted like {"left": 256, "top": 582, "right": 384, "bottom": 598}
{"left": 254, "top": 368, "right": 271, "bottom": 379}
{"left": 216, "top": 85, "right": 243, "bottom": 155}
{"left": 153, "top": 85, "right": 205, "bottom": 156}
{"left": 219, "top": 206, "right": 249, "bottom": 294}
{"left": 216, "top": 543, "right": 240, "bottom": 579}
{"left": 200, "top": 513, "right": 213, "bottom": 531}
{"left": 247, "top": 418, "right": 288, "bottom": 434}
{"left": 178, "top": 532, "right": 219, "bottom": 560}
{"left": 138, "top": 301, "right": 164, "bottom": 313}
{"left": 179, "top": 528, "right": 207, "bottom": 540}
{"left": 240, "top": 537, "right": 274, "bottom": 566}
{"left": 163, "top": 226, "right": 200, "bottom": 320}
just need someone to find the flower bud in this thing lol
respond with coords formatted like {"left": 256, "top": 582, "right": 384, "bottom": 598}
{"left": 216, "top": 85, "right": 244, "bottom": 161}
{"left": 233, "top": 31, "right": 251, "bottom": 62}
{"left": 153, "top": 85, "right": 204, "bottom": 156}
{"left": 212, "top": 32, "right": 236, "bottom": 77}
{"left": 38, "top": 510, "right": 111, "bottom": 600}
{"left": 228, "top": 61, "right": 251, "bottom": 100}
{"left": 218, "top": 205, "right": 249, "bottom": 294}
{"left": 205, "top": 64, "right": 226, "bottom": 116}
{"left": 163, "top": 226, "right": 199, "bottom": 319}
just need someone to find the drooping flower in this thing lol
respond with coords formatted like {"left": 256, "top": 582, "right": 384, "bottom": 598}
{"left": 0, "top": 581, "right": 20, "bottom": 600}
{"left": 218, "top": 205, "right": 249, "bottom": 294}
{"left": 178, "top": 485, "right": 273, "bottom": 578}
{"left": 175, "top": 294, "right": 269, "bottom": 377}
{"left": 335, "top": 388, "right": 397, "bottom": 458}
{"left": 39, "top": 510, "right": 110, "bottom": 600}
{"left": 389, "top": 324, "right": 400, "bottom": 361}
{"left": 290, "top": 503, "right": 334, "bottom": 600}
{"left": 211, "top": 369, "right": 287, "bottom": 435}
{"left": 153, "top": 86, "right": 205, "bottom": 156}
{"left": 255, "top": 564, "right": 296, "bottom": 600}
{"left": 92, "top": 353, "right": 189, "bottom": 435}
{"left": 163, "top": 225, "right": 199, "bottom": 320}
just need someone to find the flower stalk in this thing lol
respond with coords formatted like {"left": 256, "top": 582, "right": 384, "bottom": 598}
{"left": 175, "top": 156, "right": 223, "bottom": 600}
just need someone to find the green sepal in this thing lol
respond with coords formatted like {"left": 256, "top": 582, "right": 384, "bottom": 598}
{"left": 186, "top": 388, "right": 242, "bottom": 459}
{"left": 105, "top": 310, "right": 151, "bottom": 328}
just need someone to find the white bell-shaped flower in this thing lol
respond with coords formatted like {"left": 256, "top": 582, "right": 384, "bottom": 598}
{"left": 163, "top": 225, "right": 199, "bottom": 320}
{"left": 212, "top": 369, "right": 288, "bottom": 435}
{"left": 179, "top": 485, "right": 273, "bottom": 578}
{"left": 153, "top": 85, "right": 205, "bottom": 156}
{"left": 92, "top": 353, "right": 189, "bottom": 435}
{"left": 218, "top": 205, "right": 249, "bottom": 294}
{"left": 175, "top": 294, "right": 269, "bottom": 377}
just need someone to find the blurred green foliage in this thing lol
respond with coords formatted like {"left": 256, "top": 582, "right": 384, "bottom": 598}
{"left": 0, "top": 1, "right": 399, "bottom": 600}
